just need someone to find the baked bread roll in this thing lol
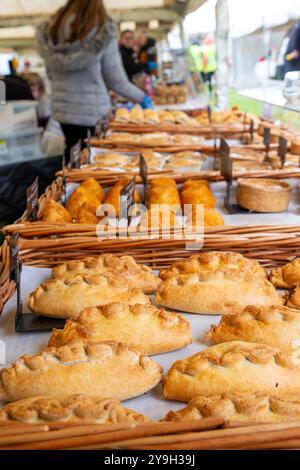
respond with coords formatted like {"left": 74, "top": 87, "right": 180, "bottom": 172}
{"left": 163, "top": 341, "right": 300, "bottom": 402}
{"left": 0, "top": 340, "right": 163, "bottom": 402}
{"left": 39, "top": 200, "right": 72, "bottom": 224}
{"left": 270, "top": 258, "right": 300, "bottom": 289}
{"left": 0, "top": 395, "right": 151, "bottom": 424}
{"left": 205, "top": 305, "right": 300, "bottom": 351}
{"left": 160, "top": 252, "right": 267, "bottom": 281}
{"left": 52, "top": 255, "right": 160, "bottom": 294}
{"left": 130, "top": 107, "right": 144, "bottom": 124}
{"left": 164, "top": 393, "right": 300, "bottom": 423}
{"left": 27, "top": 274, "right": 149, "bottom": 319}
{"left": 144, "top": 110, "right": 160, "bottom": 125}
{"left": 48, "top": 302, "right": 192, "bottom": 354}
{"left": 155, "top": 273, "right": 281, "bottom": 315}
{"left": 115, "top": 108, "right": 130, "bottom": 123}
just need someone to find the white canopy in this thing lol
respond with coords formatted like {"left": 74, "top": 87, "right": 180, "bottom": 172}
{"left": 0, "top": 0, "right": 208, "bottom": 47}
{"left": 0, "top": 1, "right": 207, "bottom": 24}
{"left": 183, "top": 0, "right": 300, "bottom": 38}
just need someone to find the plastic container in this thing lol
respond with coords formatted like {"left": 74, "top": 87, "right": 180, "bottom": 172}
{"left": 0, "top": 128, "right": 43, "bottom": 165}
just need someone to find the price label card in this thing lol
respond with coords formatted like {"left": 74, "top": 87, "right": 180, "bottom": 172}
{"left": 207, "top": 105, "right": 212, "bottom": 124}
{"left": 278, "top": 136, "right": 287, "bottom": 169}
{"left": 26, "top": 177, "right": 39, "bottom": 221}
{"left": 70, "top": 139, "right": 81, "bottom": 169}
{"left": 9, "top": 233, "right": 19, "bottom": 281}
{"left": 139, "top": 154, "right": 148, "bottom": 205}
{"left": 263, "top": 127, "right": 271, "bottom": 148}
{"left": 120, "top": 177, "right": 136, "bottom": 221}
{"left": 249, "top": 119, "right": 254, "bottom": 142}
{"left": 243, "top": 113, "right": 247, "bottom": 132}
{"left": 219, "top": 138, "right": 232, "bottom": 183}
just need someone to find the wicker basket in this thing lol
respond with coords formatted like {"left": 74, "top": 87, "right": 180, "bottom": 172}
{"left": 0, "top": 238, "right": 16, "bottom": 314}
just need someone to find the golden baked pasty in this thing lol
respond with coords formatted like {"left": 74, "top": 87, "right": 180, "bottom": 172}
{"left": 27, "top": 273, "right": 150, "bottom": 319}
{"left": 159, "top": 111, "right": 175, "bottom": 124}
{"left": 48, "top": 302, "right": 192, "bottom": 354}
{"left": 52, "top": 255, "right": 160, "bottom": 294}
{"left": 80, "top": 178, "right": 105, "bottom": 202}
{"left": 203, "top": 209, "right": 225, "bottom": 227}
{"left": 181, "top": 186, "right": 216, "bottom": 209}
{"left": 0, "top": 395, "right": 151, "bottom": 424}
{"left": 104, "top": 179, "right": 139, "bottom": 218}
{"left": 76, "top": 207, "right": 99, "bottom": 224}
{"left": 66, "top": 179, "right": 104, "bottom": 219}
{"left": 163, "top": 341, "right": 300, "bottom": 402}
{"left": 0, "top": 340, "right": 163, "bottom": 402}
{"left": 144, "top": 110, "right": 160, "bottom": 125}
{"left": 160, "top": 252, "right": 267, "bottom": 281}
{"left": 130, "top": 107, "right": 144, "bottom": 124}
{"left": 155, "top": 273, "right": 281, "bottom": 315}
{"left": 94, "top": 153, "right": 129, "bottom": 167}
{"left": 164, "top": 393, "right": 300, "bottom": 423}
{"left": 150, "top": 177, "right": 177, "bottom": 188}
{"left": 270, "top": 258, "right": 300, "bottom": 289}
{"left": 115, "top": 108, "right": 130, "bottom": 123}
{"left": 205, "top": 305, "right": 300, "bottom": 351}
{"left": 39, "top": 200, "right": 72, "bottom": 224}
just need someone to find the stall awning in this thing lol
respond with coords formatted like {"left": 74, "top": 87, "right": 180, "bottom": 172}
{"left": 0, "top": 0, "right": 208, "bottom": 47}
{"left": 0, "top": 1, "right": 208, "bottom": 26}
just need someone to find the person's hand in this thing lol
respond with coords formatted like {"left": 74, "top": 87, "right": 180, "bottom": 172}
{"left": 141, "top": 94, "right": 154, "bottom": 109}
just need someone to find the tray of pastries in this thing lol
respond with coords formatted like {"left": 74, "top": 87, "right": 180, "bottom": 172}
{"left": 3, "top": 249, "right": 300, "bottom": 434}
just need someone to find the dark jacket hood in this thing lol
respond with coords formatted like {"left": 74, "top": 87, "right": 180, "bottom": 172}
{"left": 36, "top": 16, "right": 117, "bottom": 72}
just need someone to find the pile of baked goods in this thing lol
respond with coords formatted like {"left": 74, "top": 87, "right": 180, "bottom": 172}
{"left": 115, "top": 108, "right": 199, "bottom": 127}
{"left": 93, "top": 150, "right": 205, "bottom": 173}
{"left": 37, "top": 175, "right": 224, "bottom": 228}
{"left": 107, "top": 132, "right": 205, "bottom": 147}
{"left": 3, "top": 251, "right": 300, "bottom": 425}
{"left": 2, "top": 250, "right": 300, "bottom": 425}
{"left": 195, "top": 107, "right": 260, "bottom": 126}
{"left": 140, "top": 176, "right": 224, "bottom": 229}
{"left": 153, "top": 84, "right": 188, "bottom": 105}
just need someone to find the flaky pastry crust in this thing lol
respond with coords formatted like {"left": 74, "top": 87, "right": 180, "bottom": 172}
{"left": 52, "top": 255, "right": 160, "bottom": 293}
{"left": 27, "top": 273, "right": 150, "bottom": 319}
{"left": 48, "top": 302, "right": 192, "bottom": 354}
{"left": 0, "top": 340, "right": 163, "bottom": 402}
{"left": 164, "top": 393, "right": 300, "bottom": 423}
{"left": 270, "top": 258, "right": 300, "bottom": 289}
{"left": 0, "top": 395, "right": 151, "bottom": 424}
{"left": 205, "top": 305, "right": 300, "bottom": 351}
{"left": 155, "top": 273, "right": 281, "bottom": 315}
{"left": 163, "top": 341, "right": 300, "bottom": 402}
{"left": 160, "top": 252, "right": 267, "bottom": 281}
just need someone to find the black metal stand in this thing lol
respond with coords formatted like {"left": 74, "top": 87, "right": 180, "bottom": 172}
{"left": 14, "top": 262, "right": 65, "bottom": 333}
{"left": 223, "top": 182, "right": 250, "bottom": 214}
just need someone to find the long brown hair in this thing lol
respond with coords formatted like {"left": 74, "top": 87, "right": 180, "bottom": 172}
{"left": 49, "top": 0, "right": 107, "bottom": 44}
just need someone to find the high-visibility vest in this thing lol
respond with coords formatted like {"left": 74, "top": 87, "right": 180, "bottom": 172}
{"left": 202, "top": 44, "right": 217, "bottom": 73}
{"left": 188, "top": 45, "right": 203, "bottom": 73}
